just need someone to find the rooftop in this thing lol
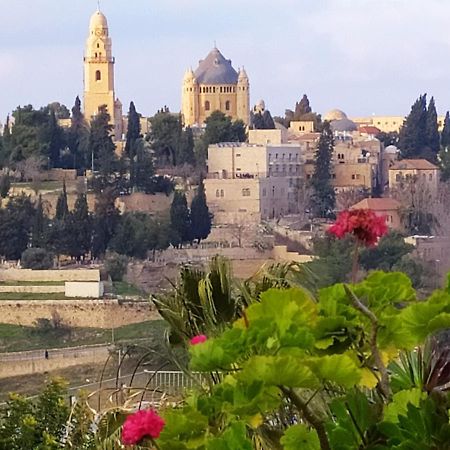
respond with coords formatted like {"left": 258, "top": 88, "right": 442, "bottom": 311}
{"left": 350, "top": 197, "right": 402, "bottom": 211}
{"left": 389, "top": 159, "right": 439, "bottom": 171}
{"left": 194, "top": 48, "right": 239, "bottom": 85}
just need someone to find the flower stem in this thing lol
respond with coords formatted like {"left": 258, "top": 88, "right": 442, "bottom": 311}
{"left": 351, "top": 242, "right": 360, "bottom": 284}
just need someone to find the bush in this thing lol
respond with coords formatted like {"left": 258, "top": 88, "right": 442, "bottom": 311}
{"left": 105, "top": 252, "right": 128, "bottom": 281}
{"left": 21, "top": 248, "right": 54, "bottom": 269}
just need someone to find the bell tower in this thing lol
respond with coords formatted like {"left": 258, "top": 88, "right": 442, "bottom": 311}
{"left": 84, "top": 9, "right": 122, "bottom": 138}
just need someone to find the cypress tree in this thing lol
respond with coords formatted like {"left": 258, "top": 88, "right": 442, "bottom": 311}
{"left": 68, "top": 96, "right": 89, "bottom": 170}
{"left": 46, "top": 109, "right": 65, "bottom": 168}
{"left": 178, "top": 126, "right": 195, "bottom": 165}
{"left": 398, "top": 94, "right": 427, "bottom": 159}
{"left": 190, "top": 180, "right": 212, "bottom": 243}
{"left": 89, "top": 106, "right": 116, "bottom": 182}
{"left": 135, "top": 139, "right": 155, "bottom": 193}
{"left": 125, "top": 101, "right": 141, "bottom": 159}
{"left": 441, "top": 111, "right": 450, "bottom": 149}
{"left": 69, "top": 193, "right": 92, "bottom": 259}
{"left": 169, "top": 191, "right": 191, "bottom": 248}
{"left": 31, "top": 195, "right": 47, "bottom": 248}
{"left": 310, "top": 121, "right": 335, "bottom": 218}
{"left": 55, "top": 181, "right": 69, "bottom": 220}
{"left": 426, "top": 96, "right": 440, "bottom": 155}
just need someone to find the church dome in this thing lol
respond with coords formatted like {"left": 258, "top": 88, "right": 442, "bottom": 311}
{"left": 90, "top": 10, "right": 108, "bottom": 30}
{"left": 194, "top": 48, "right": 239, "bottom": 85}
{"left": 324, "top": 109, "right": 347, "bottom": 122}
{"left": 330, "top": 118, "right": 357, "bottom": 132}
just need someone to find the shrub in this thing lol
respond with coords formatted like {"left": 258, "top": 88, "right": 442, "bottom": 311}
{"left": 105, "top": 252, "right": 128, "bottom": 281}
{"left": 21, "top": 248, "right": 53, "bottom": 270}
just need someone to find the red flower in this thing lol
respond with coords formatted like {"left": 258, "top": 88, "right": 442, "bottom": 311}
{"left": 328, "top": 209, "right": 388, "bottom": 247}
{"left": 190, "top": 334, "right": 207, "bottom": 345}
{"left": 121, "top": 409, "right": 165, "bottom": 445}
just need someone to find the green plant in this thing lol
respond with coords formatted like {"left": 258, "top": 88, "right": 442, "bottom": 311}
{"left": 105, "top": 251, "right": 128, "bottom": 281}
{"left": 21, "top": 247, "right": 54, "bottom": 269}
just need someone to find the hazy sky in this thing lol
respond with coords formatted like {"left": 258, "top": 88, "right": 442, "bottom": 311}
{"left": 2, "top": 0, "right": 450, "bottom": 123}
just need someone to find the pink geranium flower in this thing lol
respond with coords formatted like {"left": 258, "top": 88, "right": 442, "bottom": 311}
{"left": 190, "top": 334, "right": 207, "bottom": 345}
{"left": 121, "top": 409, "right": 165, "bottom": 445}
{"left": 329, "top": 209, "right": 388, "bottom": 247}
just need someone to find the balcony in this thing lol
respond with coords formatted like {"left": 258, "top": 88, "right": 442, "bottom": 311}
{"left": 83, "top": 56, "right": 115, "bottom": 63}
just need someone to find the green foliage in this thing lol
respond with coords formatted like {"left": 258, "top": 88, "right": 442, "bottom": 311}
{"left": 310, "top": 121, "right": 336, "bottom": 218}
{"left": 0, "top": 379, "right": 69, "bottom": 449}
{"left": 154, "top": 271, "right": 450, "bottom": 449}
{"left": 0, "top": 173, "right": 11, "bottom": 198}
{"left": 125, "top": 101, "right": 141, "bottom": 159}
{"left": 104, "top": 252, "right": 128, "bottom": 281}
{"left": 67, "top": 192, "right": 92, "bottom": 259}
{"left": 21, "top": 247, "right": 53, "bottom": 269}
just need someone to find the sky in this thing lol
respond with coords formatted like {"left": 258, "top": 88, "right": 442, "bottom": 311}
{"left": 2, "top": 0, "right": 450, "bottom": 123}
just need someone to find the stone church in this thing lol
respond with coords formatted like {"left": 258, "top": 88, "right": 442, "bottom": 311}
{"left": 181, "top": 48, "right": 250, "bottom": 127}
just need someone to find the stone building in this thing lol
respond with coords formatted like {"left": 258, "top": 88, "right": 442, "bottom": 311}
{"left": 388, "top": 159, "right": 440, "bottom": 192}
{"left": 350, "top": 197, "right": 403, "bottom": 231}
{"left": 181, "top": 47, "right": 250, "bottom": 126}
{"left": 84, "top": 9, "right": 123, "bottom": 139}
{"left": 204, "top": 141, "right": 305, "bottom": 222}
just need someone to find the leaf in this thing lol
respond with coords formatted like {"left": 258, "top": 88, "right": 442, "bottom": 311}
{"left": 383, "top": 388, "right": 425, "bottom": 423}
{"left": 206, "top": 421, "right": 252, "bottom": 450}
{"left": 239, "top": 355, "right": 319, "bottom": 389}
{"left": 306, "top": 354, "right": 362, "bottom": 388}
{"left": 281, "top": 424, "right": 320, "bottom": 450}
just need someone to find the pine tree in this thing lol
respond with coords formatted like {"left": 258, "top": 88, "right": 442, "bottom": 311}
{"left": 190, "top": 180, "right": 212, "bottom": 243}
{"left": 169, "top": 191, "right": 191, "bottom": 248}
{"left": 426, "top": 96, "right": 440, "bottom": 156}
{"left": 441, "top": 111, "right": 450, "bottom": 149}
{"left": 310, "top": 121, "right": 335, "bottom": 218}
{"left": 125, "top": 101, "right": 141, "bottom": 159}
{"left": 55, "top": 181, "right": 69, "bottom": 220}
{"left": 398, "top": 94, "right": 427, "bottom": 159}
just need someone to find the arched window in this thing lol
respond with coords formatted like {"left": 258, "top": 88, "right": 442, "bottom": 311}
{"left": 205, "top": 101, "right": 210, "bottom": 111}
{"left": 97, "top": 43, "right": 100, "bottom": 48}
{"left": 216, "top": 189, "right": 220, "bottom": 197}
{"left": 225, "top": 100, "right": 230, "bottom": 111}
{"left": 242, "top": 188, "right": 251, "bottom": 197}
{"left": 220, "top": 189, "right": 224, "bottom": 197}
{"left": 95, "top": 70, "right": 101, "bottom": 81}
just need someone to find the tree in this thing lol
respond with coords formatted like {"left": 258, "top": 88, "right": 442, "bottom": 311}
{"left": 177, "top": 126, "right": 195, "bottom": 165}
{"left": 91, "top": 187, "right": 120, "bottom": 258}
{"left": 134, "top": 139, "right": 155, "bottom": 193}
{"left": 89, "top": 105, "right": 117, "bottom": 183}
{"left": 190, "top": 180, "right": 212, "bottom": 243}
{"left": 105, "top": 252, "right": 128, "bottom": 281}
{"left": 149, "top": 110, "right": 181, "bottom": 166}
{"left": 66, "top": 96, "right": 89, "bottom": 170}
{"left": 55, "top": 181, "right": 69, "bottom": 220}
{"left": 43, "top": 109, "right": 65, "bottom": 167}
{"left": 398, "top": 94, "right": 428, "bottom": 159}
{"left": 170, "top": 191, "right": 191, "bottom": 247}
{"left": 294, "top": 94, "right": 312, "bottom": 120}
{"left": 310, "top": 121, "right": 336, "bottom": 218}
{"left": 376, "top": 131, "right": 399, "bottom": 148}
{"left": 31, "top": 195, "right": 48, "bottom": 248}
{"left": 21, "top": 247, "right": 53, "bottom": 269}
{"left": 68, "top": 193, "right": 92, "bottom": 259}
{"left": 125, "top": 101, "right": 141, "bottom": 159}
{"left": 426, "top": 96, "right": 440, "bottom": 156}
{"left": 441, "top": 111, "right": 450, "bottom": 149}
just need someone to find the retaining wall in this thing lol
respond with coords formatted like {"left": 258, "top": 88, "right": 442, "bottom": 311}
{"left": 0, "top": 269, "right": 100, "bottom": 282}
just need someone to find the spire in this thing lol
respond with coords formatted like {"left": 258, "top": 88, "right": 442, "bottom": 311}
{"left": 97, "top": 0, "right": 101, "bottom": 11}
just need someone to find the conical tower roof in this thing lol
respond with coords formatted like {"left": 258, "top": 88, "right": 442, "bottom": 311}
{"left": 194, "top": 48, "right": 239, "bottom": 84}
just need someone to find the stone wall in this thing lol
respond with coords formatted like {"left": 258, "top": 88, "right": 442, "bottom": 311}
{"left": 0, "top": 300, "right": 157, "bottom": 328}
{"left": 0, "top": 285, "right": 65, "bottom": 294}
{"left": 0, "top": 345, "right": 109, "bottom": 379}
{"left": 0, "top": 269, "right": 100, "bottom": 282}
{"left": 273, "top": 246, "right": 314, "bottom": 264}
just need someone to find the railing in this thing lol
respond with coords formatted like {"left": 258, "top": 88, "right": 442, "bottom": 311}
{"left": 143, "top": 371, "right": 211, "bottom": 394}
{"left": 83, "top": 56, "right": 115, "bottom": 63}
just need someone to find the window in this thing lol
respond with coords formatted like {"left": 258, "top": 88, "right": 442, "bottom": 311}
{"left": 216, "top": 189, "right": 220, "bottom": 197}
{"left": 220, "top": 189, "right": 224, "bottom": 197}
{"left": 236, "top": 153, "right": 241, "bottom": 157}
{"left": 242, "top": 188, "right": 251, "bottom": 197}
{"left": 205, "top": 101, "right": 210, "bottom": 111}
{"left": 272, "top": 186, "right": 276, "bottom": 197}
{"left": 95, "top": 70, "right": 101, "bottom": 81}
{"left": 289, "top": 153, "right": 292, "bottom": 161}
{"left": 396, "top": 173, "right": 401, "bottom": 181}
{"left": 225, "top": 100, "right": 230, "bottom": 111}
{"left": 429, "top": 173, "right": 433, "bottom": 181}
{"left": 282, "top": 153, "right": 285, "bottom": 160}
{"left": 352, "top": 174, "right": 355, "bottom": 180}
{"left": 97, "top": 43, "right": 100, "bottom": 48}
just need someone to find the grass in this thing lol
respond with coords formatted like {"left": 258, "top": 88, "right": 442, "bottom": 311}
{"left": 0, "top": 292, "right": 86, "bottom": 300}
{"left": 113, "top": 281, "right": 145, "bottom": 297}
{"left": 0, "top": 320, "right": 167, "bottom": 353}
{"left": 0, "top": 281, "right": 65, "bottom": 286}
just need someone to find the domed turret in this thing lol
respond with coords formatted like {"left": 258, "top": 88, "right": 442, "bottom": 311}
{"left": 90, "top": 10, "right": 108, "bottom": 31}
